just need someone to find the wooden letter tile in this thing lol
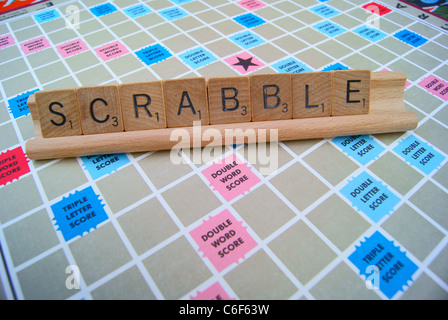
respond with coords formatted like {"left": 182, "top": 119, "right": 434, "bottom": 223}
{"left": 35, "top": 88, "right": 82, "bottom": 138}
{"left": 208, "top": 76, "right": 251, "bottom": 124}
{"left": 250, "top": 73, "right": 292, "bottom": 121}
{"left": 77, "top": 85, "right": 124, "bottom": 134}
{"left": 332, "top": 69, "right": 370, "bottom": 116}
{"left": 292, "top": 71, "right": 332, "bottom": 119}
{"left": 164, "top": 77, "right": 209, "bottom": 127}
{"left": 119, "top": 81, "right": 166, "bottom": 131}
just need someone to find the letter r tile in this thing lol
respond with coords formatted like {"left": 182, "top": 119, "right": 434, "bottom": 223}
{"left": 119, "top": 81, "right": 166, "bottom": 131}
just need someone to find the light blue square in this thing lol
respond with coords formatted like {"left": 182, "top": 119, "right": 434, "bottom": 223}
{"left": 353, "top": 25, "right": 387, "bottom": 42}
{"left": 340, "top": 171, "right": 400, "bottom": 223}
{"left": 124, "top": 4, "right": 152, "bottom": 18}
{"left": 393, "top": 135, "right": 445, "bottom": 175}
{"left": 34, "top": 9, "right": 61, "bottom": 23}
{"left": 159, "top": 7, "right": 189, "bottom": 21}
{"left": 179, "top": 47, "right": 217, "bottom": 69}
{"left": 310, "top": 4, "right": 340, "bottom": 18}
{"left": 230, "top": 31, "right": 265, "bottom": 49}
{"left": 272, "top": 58, "right": 313, "bottom": 73}
{"left": 81, "top": 154, "right": 130, "bottom": 180}
{"left": 313, "top": 21, "right": 346, "bottom": 36}
{"left": 170, "top": 0, "right": 195, "bottom": 3}
{"left": 332, "top": 135, "right": 385, "bottom": 165}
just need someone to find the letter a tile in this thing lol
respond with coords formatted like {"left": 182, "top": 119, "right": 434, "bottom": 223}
{"left": 164, "top": 77, "right": 209, "bottom": 127}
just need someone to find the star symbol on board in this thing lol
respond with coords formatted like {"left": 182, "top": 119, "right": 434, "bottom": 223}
{"left": 233, "top": 56, "right": 258, "bottom": 71}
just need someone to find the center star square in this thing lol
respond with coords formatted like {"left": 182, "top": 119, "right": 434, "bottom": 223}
{"left": 224, "top": 52, "right": 264, "bottom": 74}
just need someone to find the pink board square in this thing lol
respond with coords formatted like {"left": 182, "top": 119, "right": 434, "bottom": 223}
{"left": 20, "top": 36, "right": 50, "bottom": 54}
{"left": 56, "top": 39, "right": 88, "bottom": 58}
{"left": 418, "top": 75, "right": 448, "bottom": 101}
{"left": 237, "top": 0, "right": 266, "bottom": 11}
{"left": 0, "top": 34, "right": 15, "bottom": 50}
{"left": 224, "top": 52, "right": 264, "bottom": 74}
{"left": 95, "top": 41, "right": 129, "bottom": 61}
{"left": 201, "top": 153, "right": 261, "bottom": 202}
{"left": 190, "top": 282, "right": 235, "bottom": 300}
{"left": 189, "top": 209, "right": 258, "bottom": 272}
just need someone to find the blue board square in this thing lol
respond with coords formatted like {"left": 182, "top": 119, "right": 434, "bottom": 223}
{"left": 349, "top": 231, "right": 418, "bottom": 299}
{"left": 8, "top": 89, "right": 39, "bottom": 119}
{"left": 90, "top": 3, "right": 117, "bottom": 17}
{"left": 353, "top": 25, "right": 387, "bottom": 41}
{"left": 234, "top": 13, "right": 266, "bottom": 28}
{"left": 179, "top": 47, "right": 217, "bottom": 69}
{"left": 272, "top": 58, "right": 313, "bottom": 73}
{"left": 34, "top": 9, "right": 61, "bottom": 23}
{"left": 394, "top": 29, "right": 428, "bottom": 47}
{"left": 51, "top": 186, "right": 108, "bottom": 241}
{"left": 310, "top": 4, "right": 340, "bottom": 18}
{"left": 135, "top": 44, "right": 172, "bottom": 66}
{"left": 313, "top": 21, "right": 346, "bottom": 36}
{"left": 340, "top": 171, "right": 400, "bottom": 223}
{"left": 230, "top": 31, "right": 265, "bottom": 49}
{"left": 159, "top": 7, "right": 189, "bottom": 21}
{"left": 322, "top": 62, "right": 350, "bottom": 71}
{"left": 81, "top": 154, "right": 130, "bottom": 180}
{"left": 123, "top": 4, "right": 152, "bottom": 18}
{"left": 332, "top": 135, "right": 385, "bottom": 165}
{"left": 393, "top": 135, "right": 445, "bottom": 175}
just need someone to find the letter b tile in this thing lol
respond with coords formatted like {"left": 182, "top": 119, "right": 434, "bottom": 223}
{"left": 250, "top": 73, "right": 292, "bottom": 121}
{"left": 208, "top": 76, "right": 251, "bottom": 124}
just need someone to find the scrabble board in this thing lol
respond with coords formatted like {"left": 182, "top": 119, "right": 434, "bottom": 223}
{"left": 0, "top": 0, "right": 447, "bottom": 301}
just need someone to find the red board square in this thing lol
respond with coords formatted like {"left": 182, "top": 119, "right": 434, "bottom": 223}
{"left": 362, "top": 2, "right": 392, "bottom": 16}
{"left": 0, "top": 147, "right": 30, "bottom": 186}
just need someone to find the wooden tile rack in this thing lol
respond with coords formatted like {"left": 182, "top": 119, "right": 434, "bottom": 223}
{"left": 25, "top": 70, "right": 418, "bottom": 160}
